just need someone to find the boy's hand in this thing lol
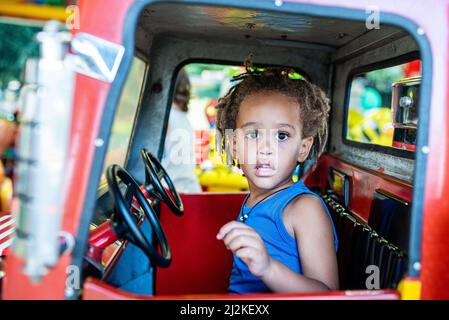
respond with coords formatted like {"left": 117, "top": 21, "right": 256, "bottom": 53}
{"left": 217, "top": 221, "right": 272, "bottom": 278}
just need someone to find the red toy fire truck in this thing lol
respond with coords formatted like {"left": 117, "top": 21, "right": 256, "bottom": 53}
{"left": 0, "top": 0, "right": 447, "bottom": 300}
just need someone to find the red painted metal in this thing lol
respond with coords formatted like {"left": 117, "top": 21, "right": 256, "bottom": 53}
{"left": 392, "top": 141, "right": 417, "bottom": 151}
{"left": 87, "top": 221, "right": 118, "bottom": 263}
{"left": 131, "top": 185, "right": 153, "bottom": 211}
{"left": 303, "top": 154, "right": 413, "bottom": 222}
{"left": 2, "top": 0, "right": 134, "bottom": 300}
{"left": 83, "top": 277, "right": 400, "bottom": 300}
{"left": 89, "top": 221, "right": 118, "bottom": 250}
{"left": 419, "top": 4, "right": 449, "bottom": 299}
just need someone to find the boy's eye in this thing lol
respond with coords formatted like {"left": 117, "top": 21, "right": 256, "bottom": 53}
{"left": 245, "top": 130, "right": 259, "bottom": 139}
{"left": 277, "top": 131, "right": 290, "bottom": 141}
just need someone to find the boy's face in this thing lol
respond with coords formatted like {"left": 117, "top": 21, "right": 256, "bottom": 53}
{"left": 233, "top": 91, "right": 313, "bottom": 191}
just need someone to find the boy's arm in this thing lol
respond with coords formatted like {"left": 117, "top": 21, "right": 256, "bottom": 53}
{"left": 262, "top": 194, "right": 339, "bottom": 292}
{"left": 217, "top": 194, "right": 338, "bottom": 293}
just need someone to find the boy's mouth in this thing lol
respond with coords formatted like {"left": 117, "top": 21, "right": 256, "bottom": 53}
{"left": 255, "top": 161, "right": 275, "bottom": 176}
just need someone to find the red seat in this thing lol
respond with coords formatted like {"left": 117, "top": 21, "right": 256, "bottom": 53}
{"left": 156, "top": 193, "right": 246, "bottom": 295}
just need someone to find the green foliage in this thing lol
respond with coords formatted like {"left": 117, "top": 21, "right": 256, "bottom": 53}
{"left": 0, "top": 24, "right": 40, "bottom": 89}
{"left": 185, "top": 63, "right": 241, "bottom": 77}
{"left": 45, "top": 0, "right": 68, "bottom": 6}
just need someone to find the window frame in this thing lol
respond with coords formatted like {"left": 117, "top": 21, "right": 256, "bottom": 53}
{"left": 342, "top": 51, "right": 421, "bottom": 160}
{"left": 102, "top": 55, "right": 149, "bottom": 174}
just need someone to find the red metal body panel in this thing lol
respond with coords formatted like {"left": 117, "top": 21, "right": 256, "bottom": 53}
{"left": 3, "top": 0, "right": 134, "bottom": 300}
{"left": 83, "top": 278, "right": 400, "bottom": 300}
{"left": 419, "top": 5, "right": 449, "bottom": 298}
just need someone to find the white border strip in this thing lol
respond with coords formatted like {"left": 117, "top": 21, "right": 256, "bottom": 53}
{"left": 0, "top": 218, "right": 15, "bottom": 232}
{"left": 0, "top": 238, "right": 13, "bottom": 256}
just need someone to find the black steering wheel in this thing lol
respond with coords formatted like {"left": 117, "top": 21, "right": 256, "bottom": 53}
{"left": 106, "top": 164, "right": 171, "bottom": 267}
{"left": 141, "top": 148, "right": 184, "bottom": 216}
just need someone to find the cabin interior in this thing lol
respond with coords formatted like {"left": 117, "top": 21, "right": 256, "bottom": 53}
{"left": 85, "top": 1, "right": 424, "bottom": 299}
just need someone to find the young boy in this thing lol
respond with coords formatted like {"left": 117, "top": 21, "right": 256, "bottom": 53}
{"left": 215, "top": 65, "right": 338, "bottom": 294}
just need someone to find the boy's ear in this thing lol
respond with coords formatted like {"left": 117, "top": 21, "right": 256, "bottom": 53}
{"left": 297, "top": 136, "right": 314, "bottom": 163}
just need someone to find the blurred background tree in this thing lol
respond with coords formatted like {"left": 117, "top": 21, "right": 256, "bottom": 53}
{"left": 0, "top": 23, "right": 40, "bottom": 89}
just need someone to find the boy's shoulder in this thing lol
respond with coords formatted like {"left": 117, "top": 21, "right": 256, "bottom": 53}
{"left": 282, "top": 192, "right": 330, "bottom": 233}
{"left": 284, "top": 193, "right": 324, "bottom": 216}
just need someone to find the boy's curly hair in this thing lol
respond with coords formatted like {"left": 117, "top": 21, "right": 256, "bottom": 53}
{"left": 215, "top": 56, "right": 331, "bottom": 165}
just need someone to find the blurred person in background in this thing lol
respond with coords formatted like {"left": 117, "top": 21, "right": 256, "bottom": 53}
{"left": 161, "top": 69, "right": 202, "bottom": 193}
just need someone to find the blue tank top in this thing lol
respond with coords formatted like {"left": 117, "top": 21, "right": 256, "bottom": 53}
{"left": 228, "top": 180, "right": 338, "bottom": 294}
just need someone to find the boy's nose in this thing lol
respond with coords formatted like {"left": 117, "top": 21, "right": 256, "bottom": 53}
{"left": 259, "top": 149, "right": 273, "bottom": 155}
{"left": 257, "top": 134, "right": 274, "bottom": 155}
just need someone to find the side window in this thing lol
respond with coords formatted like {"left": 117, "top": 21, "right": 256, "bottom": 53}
{"left": 345, "top": 58, "right": 421, "bottom": 152}
{"left": 164, "top": 63, "right": 248, "bottom": 193}
{"left": 101, "top": 57, "right": 147, "bottom": 178}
